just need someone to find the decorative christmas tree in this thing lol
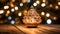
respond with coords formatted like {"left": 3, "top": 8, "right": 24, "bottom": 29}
{"left": 22, "top": 6, "right": 42, "bottom": 27}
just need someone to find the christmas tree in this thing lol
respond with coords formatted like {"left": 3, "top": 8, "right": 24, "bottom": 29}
{"left": 22, "top": 6, "right": 42, "bottom": 27}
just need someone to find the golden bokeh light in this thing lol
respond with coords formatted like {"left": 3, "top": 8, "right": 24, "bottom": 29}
{"left": 58, "top": 2, "right": 60, "bottom": 5}
{"left": 7, "top": 10, "right": 10, "bottom": 14}
{"left": 42, "top": 0, "right": 46, "bottom": 2}
{"left": 4, "top": 6, "right": 9, "bottom": 9}
{"left": 15, "top": 6, "right": 19, "bottom": 10}
{"left": 41, "top": 3, "right": 46, "bottom": 7}
{"left": 55, "top": 5, "right": 59, "bottom": 9}
{"left": 49, "top": 4, "right": 53, "bottom": 7}
{"left": 11, "top": 0, "right": 15, "bottom": 2}
{"left": 6, "top": 14, "right": 9, "bottom": 16}
{"left": 41, "top": 12, "right": 45, "bottom": 15}
{"left": 18, "top": 12, "right": 22, "bottom": 16}
{"left": 10, "top": 3, "right": 14, "bottom": 7}
{"left": 11, "top": 8, "right": 15, "bottom": 12}
{"left": 23, "top": 10, "right": 28, "bottom": 15}
{"left": 22, "top": 0, "right": 27, "bottom": 3}
{"left": 0, "top": 10, "right": 4, "bottom": 14}
{"left": 46, "top": 13, "right": 50, "bottom": 17}
{"left": 36, "top": 0, "right": 40, "bottom": 4}
{"left": 53, "top": 17, "right": 57, "bottom": 20}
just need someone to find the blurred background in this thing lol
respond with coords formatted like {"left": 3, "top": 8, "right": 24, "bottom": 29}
{"left": 0, "top": 0, "right": 60, "bottom": 25}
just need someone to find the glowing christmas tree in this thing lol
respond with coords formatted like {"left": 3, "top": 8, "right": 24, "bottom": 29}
{"left": 22, "top": 6, "right": 42, "bottom": 27}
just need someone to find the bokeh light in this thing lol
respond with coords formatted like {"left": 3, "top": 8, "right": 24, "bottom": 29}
{"left": 8, "top": 16, "right": 12, "bottom": 20}
{"left": 36, "top": 0, "right": 40, "bottom": 4}
{"left": 41, "top": 12, "right": 45, "bottom": 15}
{"left": 58, "top": 2, "right": 60, "bottom": 5}
{"left": 33, "top": 3, "right": 37, "bottom": 6}
{"left": 27, "top": 0, "right": 30, "bottom": 3}
{"left": 18, "top": 12, "right": 22, "bottom": 16}
{"left": 55, "top": 5, "right": 59, "bottom": 9}
{"left": 20, "top": 3, "right": 23, "bottom": 7}
{"left": 0, "top": 10, "right": 4, "bottom": 14}
{"left": 4, "top": 6, "right": 9, "bottom": 9}
{"left": 41, "top": 3, "right": 46, "bottom": 7}
{"left": 49, "top": 4, "right": 53, "bottom": 7}
{"left": 7, "top": 10, "right": 10, "bottom": 14}
{"left": 15, "top": 6, "right": 18, "bottom": 10}
{"left": 11, "top": 8, "right": 15, "bottom": 12}
{"left": 11, "top": 0, "right": 15, "bottom": 2}
{"left": 22, "top": 0, "right": 27, "bottom": 3}
{"left": 47, "top": 19, "right": 52, "bottom": 24}
{"left": 46, "top": 13, "right": 50, "bottom": 17}
{"left": 42, "top": 0, "right": 46, "bottom": 2}
{"left": 10, "top": 3, "right": 14, "bottom": 7}
{"left": 10, "top": 20, "right": 15, "bottom": 24}
{"left": 53, "top": 17, "right": 57, "bottom": 20}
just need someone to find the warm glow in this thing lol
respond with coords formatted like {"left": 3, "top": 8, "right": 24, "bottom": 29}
{"left": 41, "top": 12, "right": 45, "bottom": 15}
{"left": 36, "top": 0, "right": 40, "bottom": 4}
{"left": 58, "top": 2, "right": 60, "bottom": 5}
{"left": 23, "top": 6, "right": 42, "bottom": 26}
{"left": 53, "top": 17, "right": 57, "bottom": 20}
{"left": 18, "top": 12, "right": 22, "bottom": 16}
{"left": 7, "top": 10, "right": 10, "bottom": 14}
{"left": 11, "top": 0, "right": 15, "bottom": 2}
{"left": 10, "top": 3, "right": 14, "bottom": 7}
{"left": 46, "top": 13, "right": 50, "bottom": 17}
{"left": 11, "top": 8, "right": 15, "bottom": 12}
{"left": 0, "top": 10, "right": 4, "bottom": 14}
{"left": 41, "top": 3, "right": 46, "bottom": 7}
{"left": 6, "top": 14, "right": 9, "bottom": 16}
{"left": 4, "top": 6, "right": 9, "bottom": 9}
{"left": 22, "top": 0, "right": 27, "bottom": 3}
{"left": 15, "top": 6, "right": 18, "bottom": 10}
{"left": 42, "top": 0, "right": 46, "bottom": 2}
{"left": 55, "top": 6, "right": 59, "bottom": 9}
{"left": 49, "top": 4, "right": 53, "bottom": 7}
{"left": 23, "top": 10, "right": 28, "bottom": 15}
